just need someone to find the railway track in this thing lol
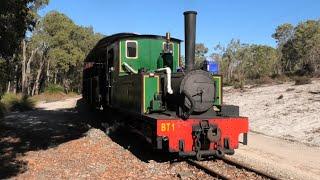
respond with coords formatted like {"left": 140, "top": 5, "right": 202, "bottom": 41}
{"left": 186, "top": 157, "right": 280, "bottom": 180}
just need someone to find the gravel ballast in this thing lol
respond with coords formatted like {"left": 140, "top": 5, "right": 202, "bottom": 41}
{"left": 17, "top": 128, "right": 212, "bottom": 179}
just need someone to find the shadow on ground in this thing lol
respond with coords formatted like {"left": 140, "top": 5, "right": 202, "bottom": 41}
{"left": 80, "top": 103, "right": 178, "bottom": 163}
{"left": 90, "top": 110, "right": 180, "bottom": 164}
{"left": 108, "top": 126, "right": 178, "bottom": 163}
{"left": 0, "top": 99, "right": 92, "bottom": 179}
{"left": 0, "top": 98, "right": 179, "bottom": 178}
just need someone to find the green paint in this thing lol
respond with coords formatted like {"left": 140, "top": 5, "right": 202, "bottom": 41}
{"left": 150, "top": 97, "right": 162, "bottom": 112}
{"left": 144, "top": 76, "right": 159, "bottom": 113}
{"left": 120, "top": 38, "right": 179, "bottom": 76}
{"left": 213, "top": 76, "right": 222, "bottom": 106}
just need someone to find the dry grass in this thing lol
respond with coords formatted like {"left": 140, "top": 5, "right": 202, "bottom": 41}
{"left": 313, "top": 70, "right": 320, "bottom": 78}
{"left": 233, "top": 81, "right": 244, "bottom": 90}
{"left": 294, "top": 76, "right": 312, "bottom": 85}
{"left": 272, "top": 74, "right": 290, "bottom": 84}
{"left": 0, "top": 91, "right": 78, "bottom": 115}
{"left": 254, "top": 76, "right": 274, "bottom": 85}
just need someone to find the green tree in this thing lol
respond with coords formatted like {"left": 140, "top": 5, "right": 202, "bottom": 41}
{"left": 241, "top": 45, "right": 278, "bottom": 79}
{"left": 214, "top": 39, "right": 278, "bottom": 84}
{"left": 32, "top": 11, "right": 103, "bottom": 93}
{"left": 272, "top": 23, "right": 295, "bottom": 73}
{"left": 292, "top": 20, "right": 320, "bottom": 74}
{"left": 0, "top": 0, "right": 49, "bottom": 96}
{"left": 195, "top": 43, "right": 208, "bottom": 68}
{"left": 215, "top": 39, "right": 244, "bottom": 83}
{"left": 274, "top": 20, "right": 320, "bottom": 74}
{"left": 0, "top": 0, "right": 49, "bottom": 59}
{"left": 272, "top": 23, "right": 294, "bottom": 46}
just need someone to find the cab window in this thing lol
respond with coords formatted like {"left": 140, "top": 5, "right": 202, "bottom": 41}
{"left": 126, "top": 41, "right": 138, "bottom": 59}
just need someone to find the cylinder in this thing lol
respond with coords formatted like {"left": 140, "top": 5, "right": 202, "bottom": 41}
{"left": 184, "top": 11, "right": 197, "bottom": 72}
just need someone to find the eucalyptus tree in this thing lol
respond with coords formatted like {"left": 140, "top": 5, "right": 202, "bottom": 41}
{"left": 214, "top": 40, "right": 278, "bottom": 84}
{"left": 28, "top": 11, "right": 103, "bottom": 94}
{"left": 0, "top": 0, "right": 49, "bottom": 96}
{"left": 273, "top": 20, "right": 320, "bottom": 74}
{"left": 195, "top": 43, "right": 209, "bottom": 68}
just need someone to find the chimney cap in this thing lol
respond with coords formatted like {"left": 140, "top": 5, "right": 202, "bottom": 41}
{"left": 183, "top": 11, "right": 197, "bottom": 15}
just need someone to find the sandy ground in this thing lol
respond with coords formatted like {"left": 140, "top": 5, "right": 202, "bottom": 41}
{"left": 36, "top": 97, "right": 79, "bottom": 110}
{"left": 224, "top": 78, "right": 320, "bottom": 146}
{"left": 232, "top": 132, "right": 320, "bottom": 180}
{"left": 222, "top": 79, "right": 320, "bottom": 179}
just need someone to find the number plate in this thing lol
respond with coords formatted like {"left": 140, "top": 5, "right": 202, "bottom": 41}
{"left": 160, "top": 122, "right": 175, "bottom": 132}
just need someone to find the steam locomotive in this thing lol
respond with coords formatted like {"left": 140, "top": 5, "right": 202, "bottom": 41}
{"left": 83, "top": 11, "right": 248, "bottom": 160}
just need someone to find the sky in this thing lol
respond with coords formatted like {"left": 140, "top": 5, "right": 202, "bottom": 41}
{"left": 40, "top": 0, "right": 320, "bottom": 54}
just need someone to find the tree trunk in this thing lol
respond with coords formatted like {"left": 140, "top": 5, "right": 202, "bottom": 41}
{"left": 54, "top": 71, "right": 57, "bottom": 84}
{"left": 32, "top": 60, "right": 44, "bottom": 96}
{"left": 25, "top": 47, "right": 39, "bottom": 96}
{"left": 46, "top": 59, "right": 50, "bottom": 83}
{"left": 14, "top": 64, "right": 18, "bottom": 93}
{"left": 7, "top": 81, "right": 11, "bottom": 93}
{"left": 22, "top": 40, "right": 27, "bottom": 95}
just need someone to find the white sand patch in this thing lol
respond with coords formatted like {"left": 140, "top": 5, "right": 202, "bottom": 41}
{"left": 36, "top": 97, "right": 81, "bottom": 110}
{"left": 224, "top": 79, "right": 320, "bottom": 146}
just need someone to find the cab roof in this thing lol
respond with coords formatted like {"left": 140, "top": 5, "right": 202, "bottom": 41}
{"left": 85, "top": 33, "right": 182, "bottom": 62}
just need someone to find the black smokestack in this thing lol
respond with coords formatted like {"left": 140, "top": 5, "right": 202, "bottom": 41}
{"left": 184, "top": 11, "right": 197, "bottom": 71}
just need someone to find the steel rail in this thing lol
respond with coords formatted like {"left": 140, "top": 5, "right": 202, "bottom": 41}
{"left": 187, "top": 159, "right": 230, "bottom": 180}
{"left": 187, "top": 158, "right": 281, "bottom": 180}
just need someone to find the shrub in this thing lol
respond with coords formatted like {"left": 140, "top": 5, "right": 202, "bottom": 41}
{"left": 255, "top": 76, "right": 273, "bottom": 85}
{"left": 272, "top": 74, "right": 290, "bottom": 84}
{"left": 12, "top": 96, "right": 36, "bottom": 111}
{"left": 294, "top": 76, "right": 312, "bottom": 85}
{"left": 233, "top": 81, "right": 244, "bottom": 90}
{"left": 45, "top": 84, "right": 64, "bottom": 94}
{"left": 0, "top": 93, "right": 36, "bottom": 112}
{"left": 1, "top": 93, "right": 20, "bottom": 110}
{"left": 314, "top": 70, "right": 320, "bottom": 78}
{"left": 67, "top": 92, "right": 79, "bottom": 97}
